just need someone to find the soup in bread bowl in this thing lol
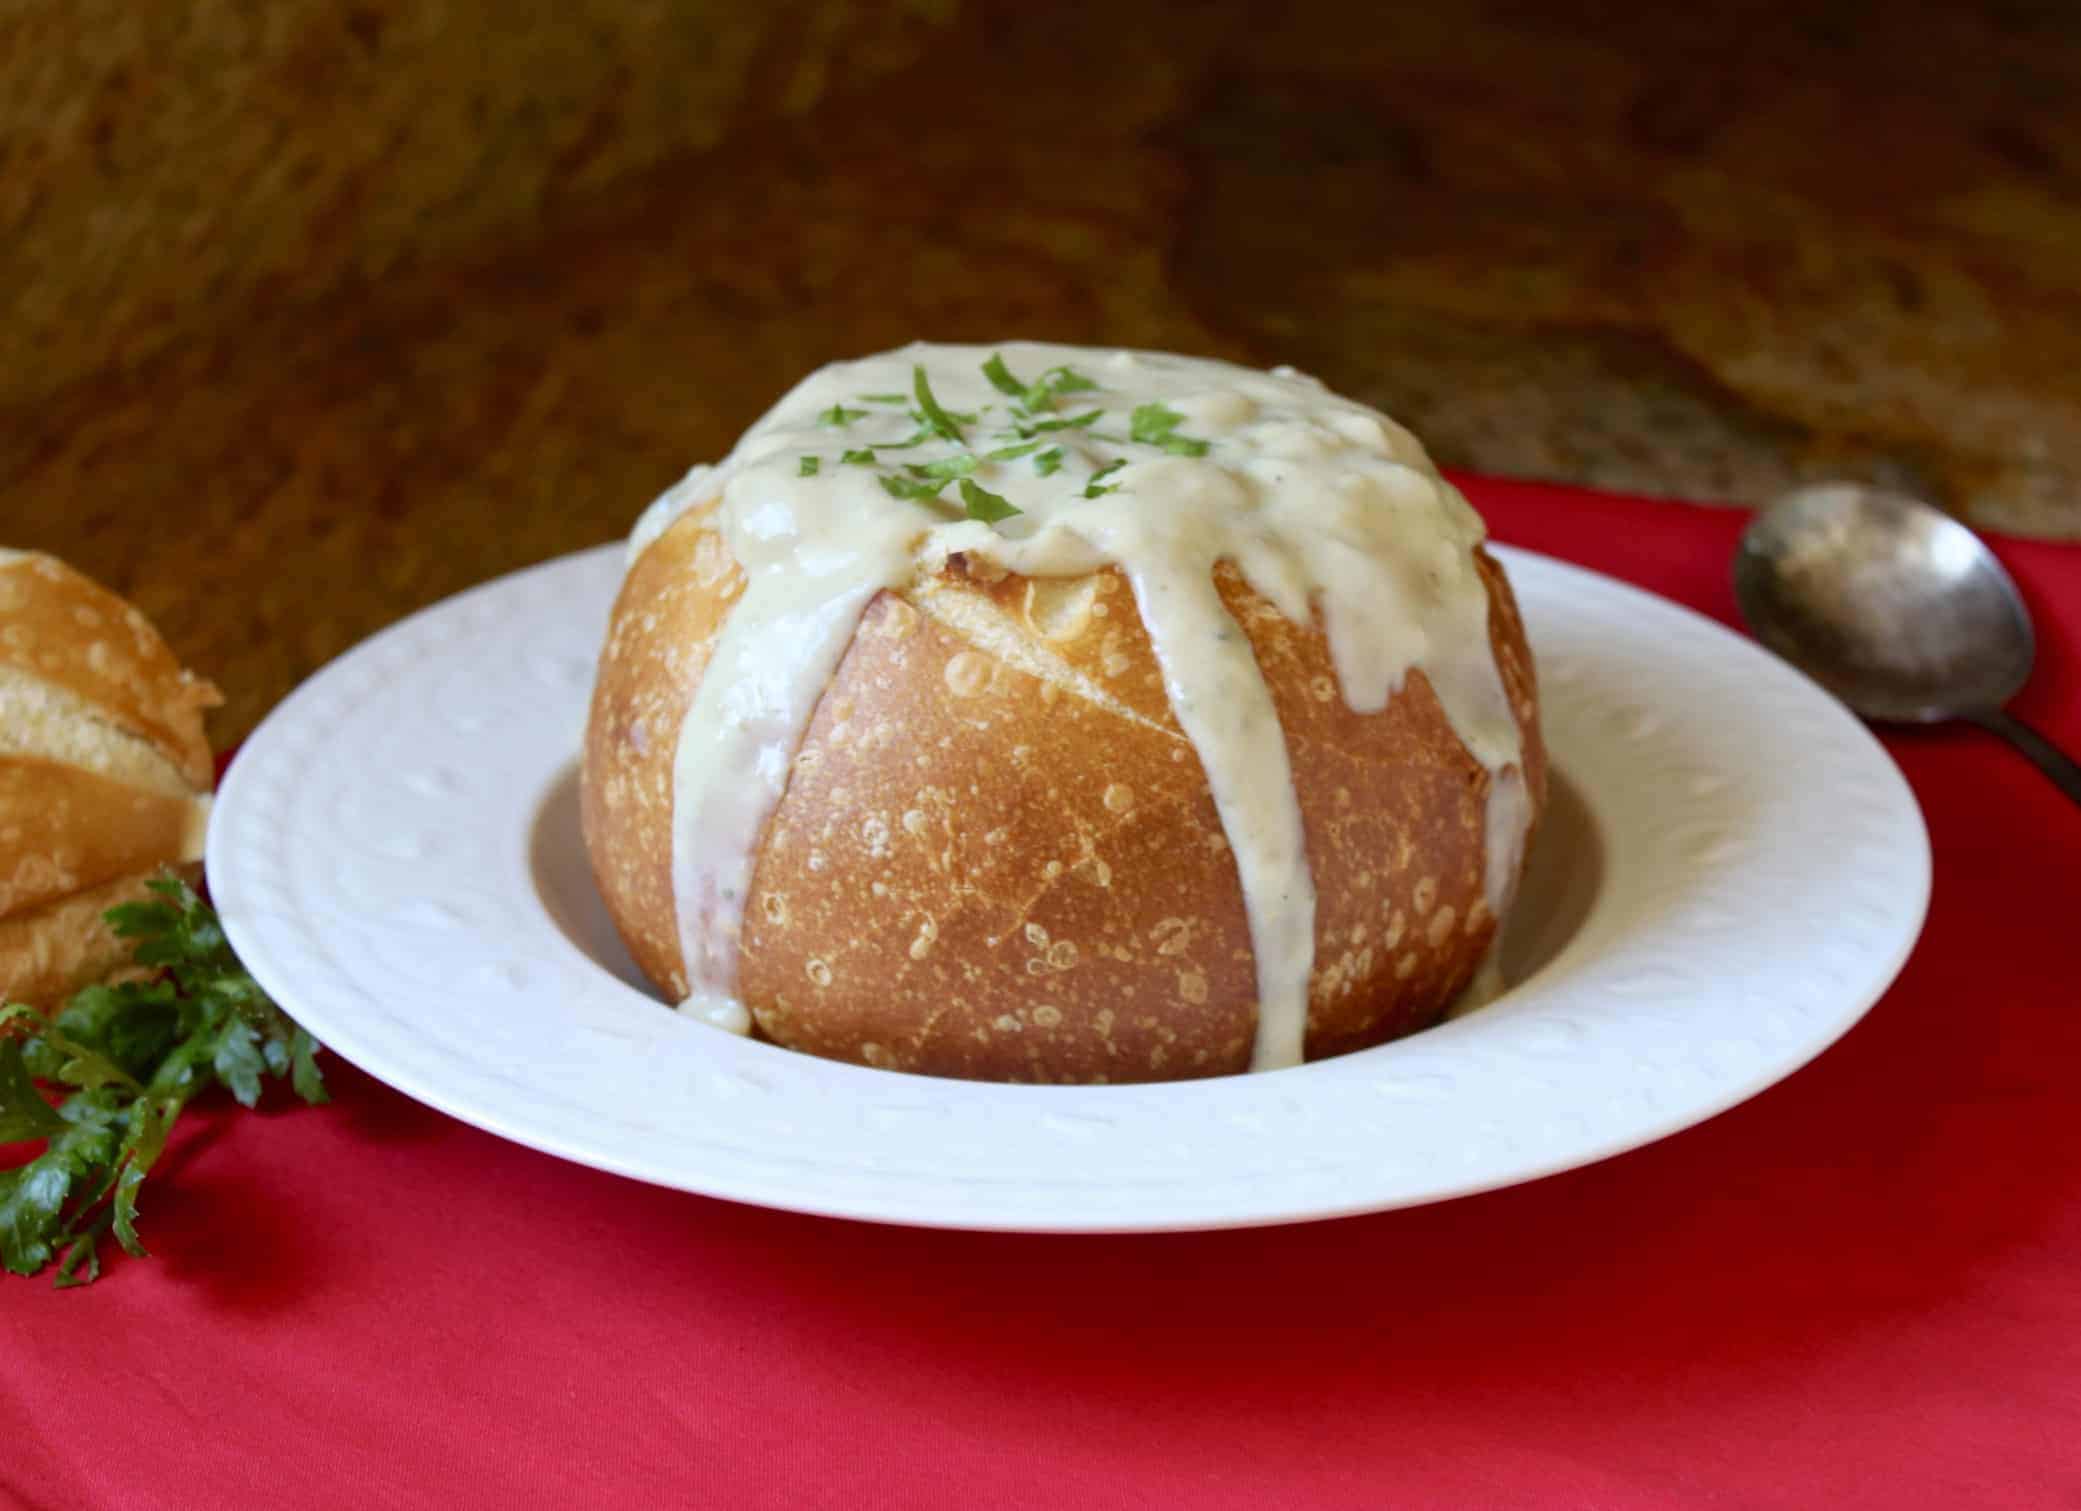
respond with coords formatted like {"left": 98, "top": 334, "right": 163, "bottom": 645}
{"left": 583, "top": 343, "right": 1545, "bottom": 1083}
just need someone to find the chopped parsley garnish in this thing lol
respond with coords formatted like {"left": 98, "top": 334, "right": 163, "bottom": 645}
{"left": 1128, "top": 402, "right": 1210, "bottom": 456}
{"left": 879, "top": 473, "right": 948, "bottom": 502}
{"left": 1033, "top": 365, "right": 1099, "bottom": 401}
{"left": 981, "top": 354, "right": 1028, "bottom": 400}
{"left": 908, "top": 454, "right": 980, "bottom": 481}
{"left": 875, "top": 429, "right": 935, "bottom": 450}
{"left": 959, "top": 478, "right": 1020, "bottom": 524}
{"left": 1027, "top": 409, "right": 1104, "bottom": 433}
{"left": 911, "top": 366, "right": 966, "bottom": 444}
{"left": 798, "top": 456, "right": 821, "bottom": 477}
{"left": 830, "top": 360, "right": 1216, "bottom": 521}
{"left": 980, "top": 353, "right": 1102, "bottom": 415}
{"left": 1083, "top": 459, "right": 1128, "bottom": 497}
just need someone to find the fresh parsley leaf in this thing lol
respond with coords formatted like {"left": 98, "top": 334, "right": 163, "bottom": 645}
{"left": 911, "top": 366, "right": 966, "bottom": 444}
{"left": 104, "top": 897, "right": 182, "bottom": 948}
{"left": 959, "top": 478, "right": 1021, "bottom": 524}
{"left": 38, "top": 1021, "right": 145, "bottom": 1096}
{"left": 53, "top": 1210, "right": 109, "bottom": 1288}
{"left": 0, "top": 1035, "right": 66, "bottom": 1142}
{"left": 879, "top": 473, "right": 948, "bottom": 502}
{"left": 2, "top": 1163, "right": 73, "bottom": 1275}
{"left": 981, "top": 353, "right": 1028, "bottom": 399}
{"left": 1, "top": 874, "right": 329, "bottom": 1285}
{"left": 983, "top": 440, "right": 1043, "bottom": 462}
{"left": 0, "top": 1165, "right": 64, "bottom": 1275}
{"left": 1128, "top": 403, "right": 1211, "bottom": 457}
{"left": 1028, "top": 409, "right": 1104, "bottom": 433}
{"left": 908, "top": 454, "right": 980, "bottom": 481}
{"left": 111, "top": 1089, "right": 180, "bottom": 1258}
{"left": 1033, "top": 365, "right": 1098, "bottom": 399}
{"left": 212, "top": 1019, "right": 266, "bottom": 1110}
{"left": 817, "top": 403, "right": 869, "bottom": 428}
{"left": 1127, "top": 402, "right": 1184, "bottom": 444}
{"left": 874, "top": 428, "right": 935, "bottom": 451}
{"left": 0, "top": 1095, "right": 120, "bottom": 1276}
{"left": 987, "top": 357, "right": 1101, "bottom": 415}
{"left": 290, "top": 1027, "right": 329, "bottom": 1106}
{"left": 798, "top": 456, "right": 821, "bottom": 477}
{"left": 1033, "top": 446, "right": 1065, "bottom": 476}
{"left": 1083, "top": 459, "right": 1128, "bottom": 497}
{"left": 51, "top": 980, "right": 179, "bottom": 1082}
{"left": 839, "top": 448, "right": 877, "bottom": 466}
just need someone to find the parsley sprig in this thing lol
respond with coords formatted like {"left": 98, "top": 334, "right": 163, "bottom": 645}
{"left": 1024, "top": 409, "right": 1104, "bottom": 433}
{"left": 1129, "top": 402, "right": 1211, "bottom": 456}
{"left": 958, "top": 478, "right": 1020, "bottom": 524}
{"left": 911, "top": 366, "right": 967, "bottom": 444}
{"left": 982, "top": 353, "right": 1099, "bottom": 416}
{"left": 1, "top": 876, "right": 327, "bottom": 1286}
{"left": 879, "top": 474, "right": 949, "bottom": 503}
{"left": 1082, "top": 459, "right": 1128, "bottom": 497}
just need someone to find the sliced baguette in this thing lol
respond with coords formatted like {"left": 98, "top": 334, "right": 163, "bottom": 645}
{"left": 0, "top": 550, "right": 218, "bottom": 1004}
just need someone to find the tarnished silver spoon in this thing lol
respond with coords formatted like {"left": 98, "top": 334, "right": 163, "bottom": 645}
{"left": 1733, "top": 482, "right": 2081, "bottom": 807}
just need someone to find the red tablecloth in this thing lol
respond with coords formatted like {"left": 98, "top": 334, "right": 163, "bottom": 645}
{"left": 5, "top": 478, "right": 2077, "bottom": 1509}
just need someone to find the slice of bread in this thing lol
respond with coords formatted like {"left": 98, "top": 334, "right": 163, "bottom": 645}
{"left": 0, "top": 551, "right": 218, "bottom": 1005}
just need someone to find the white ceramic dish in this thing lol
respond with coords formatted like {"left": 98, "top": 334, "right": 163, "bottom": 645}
{"left": 209, "top": 544, "right": 1929, "bottom": 1232}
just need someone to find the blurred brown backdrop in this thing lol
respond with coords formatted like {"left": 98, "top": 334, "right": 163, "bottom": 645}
{"left": 6, "top": 0, "right": 2078, "bottom": 742}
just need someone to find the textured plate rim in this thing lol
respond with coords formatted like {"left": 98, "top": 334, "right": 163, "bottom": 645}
{"left": 207, "top": 543, "right": 1931, "bottom": 1233}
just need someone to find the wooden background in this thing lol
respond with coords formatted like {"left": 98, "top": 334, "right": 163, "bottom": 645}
{"left": 7, "top": 0, "right": 2077, "bottom": 743}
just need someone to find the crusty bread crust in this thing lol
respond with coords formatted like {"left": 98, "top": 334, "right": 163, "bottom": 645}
{"left": 0, "top": 756, "right": 210, "bottom": 918}
{"left": 582, "top": 503, "right": 743, "bottom": 1000}
{"left": 584, "top": 509, "right": 1544, "bottom": 1083}
{"left": 0, "top": 550, "right": 217, "bottom": 1005}
{"left": 0, "top": 552, "right": 218, "bottom": 790}
{"left": 0, "top": 864, "right": 201, "bottom": 1009}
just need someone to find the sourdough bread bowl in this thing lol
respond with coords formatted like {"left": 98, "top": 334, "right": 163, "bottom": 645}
{"left": 583, "top": 343, "right": 1545, "bottom": 1083}
{"left": 0, "top": 549, "right": 218, "bottom": 1006}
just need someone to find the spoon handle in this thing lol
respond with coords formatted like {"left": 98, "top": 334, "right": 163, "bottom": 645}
{"left": 1966, "top": 708, "right": 2081, "bottom": 810}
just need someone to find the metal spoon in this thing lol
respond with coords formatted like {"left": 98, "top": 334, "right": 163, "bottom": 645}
{"left": 1733, "top": 482, "right": 2081, "bottom": 807}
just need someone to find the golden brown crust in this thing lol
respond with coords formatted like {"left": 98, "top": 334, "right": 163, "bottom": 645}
{"left": 0, "top": 550, "right": 217, "bottom": 1009}
{"left": 580, "top": 506, "right": 744, "bottom": 997}
{"left": 0, "top": 552, "right": 219, "bottom": 791}
{"left": 0, "top": 756, "right": 209, "bottom": 918}
{"left": 0, "top": 864, "right": 200, "bottom": 1010}
{"left": 742, "top": 581, "right": 1259, "bottom": 1080}
{"left": 1478, "top": 544, "right": 1549, "bottom": 816}
{"left": 584, "top": 517, "right": 1544, "bottom": 1083}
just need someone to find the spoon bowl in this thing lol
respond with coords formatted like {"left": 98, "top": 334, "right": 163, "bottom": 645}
{"left": 1733, "top": 484, "right": 2035, "bottom": 722}
{"left": 1734, "top": 482, "right": 2081, "bottom": 807}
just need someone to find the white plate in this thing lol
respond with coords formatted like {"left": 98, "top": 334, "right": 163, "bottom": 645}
{"left": 209, "top": 544, "right": 1929, "bottom": 1232}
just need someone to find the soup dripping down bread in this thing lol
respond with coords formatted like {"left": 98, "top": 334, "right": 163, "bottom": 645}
{"left": 0, "top": 549, "right": 217, "bottom": 1007}
{"left": 583, "top": 343, "right": 1545, "bottom": 1083}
